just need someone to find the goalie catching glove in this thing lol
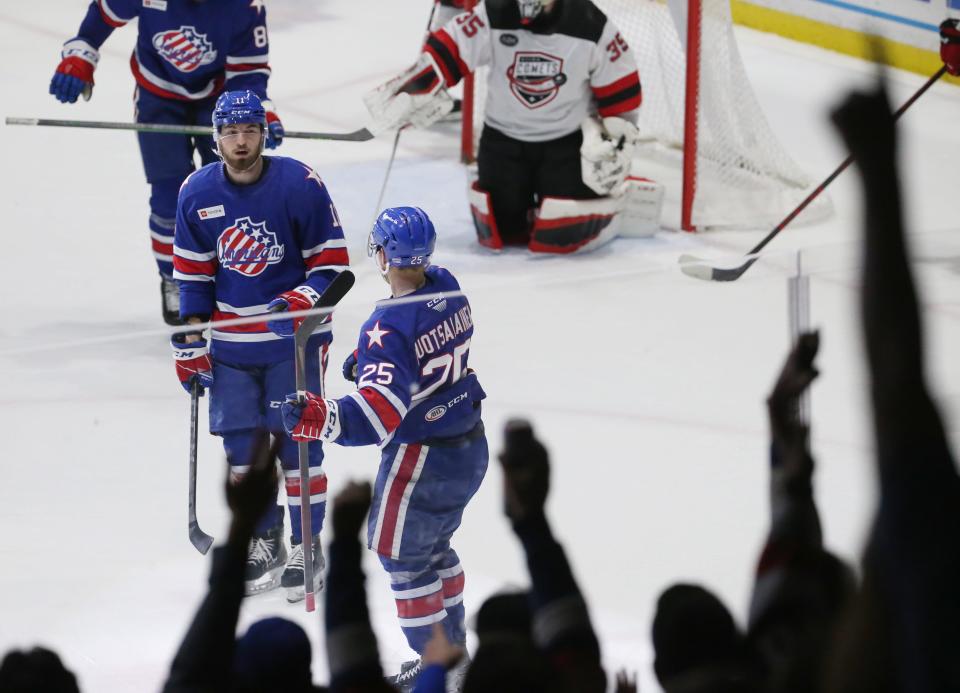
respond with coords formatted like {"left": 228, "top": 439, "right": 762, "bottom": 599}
{"left": 580, "top": 116, "right": 640, "bottom": 196}
{"left": 364, "top": 52, "right": 454, "bottom": 133}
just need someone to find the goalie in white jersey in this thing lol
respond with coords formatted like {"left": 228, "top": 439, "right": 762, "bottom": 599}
{"left": 368, "top": 0, "right": 663, "bottom": 253}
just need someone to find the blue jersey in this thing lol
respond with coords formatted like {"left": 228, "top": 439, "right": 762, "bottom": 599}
{"left": 71, "top": 0, "right": 270, "bottom": 101}
{"left": 173, "top": 156, "right": 349, "bottom": 364}
{"left": 328, "top": 266, "right": 486, "bottom": 447}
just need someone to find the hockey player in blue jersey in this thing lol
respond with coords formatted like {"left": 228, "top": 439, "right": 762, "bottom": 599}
{"left": 282, "top": 207, "right": 488, "bottom": 691}
{"left": 50, "top": 0, "right": 284, "bottom": 325}
{"left": 171, "top": 90, "right": 348, "bottom": 602}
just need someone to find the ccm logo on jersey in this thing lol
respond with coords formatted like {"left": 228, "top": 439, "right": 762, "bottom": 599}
{"left": 425, "top": 391, "right": 470, "bottom": 422}
{"left": 198, "top": 205, "right": 225, "bottom": 220}
{"left": 507, "top": 52, "right": 566, "bottom": 108}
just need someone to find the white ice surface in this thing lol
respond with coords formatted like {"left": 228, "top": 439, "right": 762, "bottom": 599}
{"left": 1, "top": 2, "right": 959, "bottom": 691}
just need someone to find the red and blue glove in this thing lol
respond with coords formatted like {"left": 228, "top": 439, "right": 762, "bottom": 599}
{"left": 281, "top": 392, "right": 340, "bottom": 442}
{"left": 342, "top": 349, "right": 359, "bottom": 382}
{"left": 941, "top": 19, "right": 960, "bottom": 76}
{"left": 266, "top": 285, "right": 321, "bottom": 337}
{"left": 171, "top": 337, "right": 214, "bottom": 393}
{"left": 263, "top": 99, "right": 284, "bottom": 149}
{"left": 50, "top": 39, "right": 98, "bottom": 103}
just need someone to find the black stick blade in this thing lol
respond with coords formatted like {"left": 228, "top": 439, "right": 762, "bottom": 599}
{"left": 189, "top": 522, "right": 214, "bottom": 555}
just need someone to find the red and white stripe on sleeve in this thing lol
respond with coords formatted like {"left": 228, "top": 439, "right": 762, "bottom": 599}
{"left": 96, "top": 0, "right": 134, "bottom": 27}
{"left": 347, "top": 384, "right": 408, "bottom": 443}
{"left": 225, "top": 54, "right": 271, "bottom": 81}
{"left": 303, "top": 238, "right": 349, "bottom": 276}
{"left": 173, "top": 246, "right": 217, "bottom": 282}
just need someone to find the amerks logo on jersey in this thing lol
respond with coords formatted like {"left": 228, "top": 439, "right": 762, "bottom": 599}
{"left": 217, "top": 217, "right": 284, "bottom": 277}
{"left": 506, "top": 52, "right": 566, "bottom": 108}
{"left": 152, "top": 26, "right": 217, "bottom": 72}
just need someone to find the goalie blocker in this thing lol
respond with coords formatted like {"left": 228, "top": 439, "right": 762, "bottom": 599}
{"left": 470, "top": 174, "right": 663, "bottom": 254}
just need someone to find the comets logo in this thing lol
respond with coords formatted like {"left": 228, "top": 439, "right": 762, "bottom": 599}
{"left": 506, "top": 51, "right": 566, "bottom": 109}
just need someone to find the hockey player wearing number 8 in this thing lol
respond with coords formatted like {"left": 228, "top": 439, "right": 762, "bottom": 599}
{"left": 50, "top": 0, "right": 285, "bottom": 325}
{"left": 170, "top": 90, "right": 349, "bottom": 602}
{"left": 366, "top": 0, "right": 664, "bottom": 254}
{"left": 281, "top": 207, "right": 488, "bottom": 692}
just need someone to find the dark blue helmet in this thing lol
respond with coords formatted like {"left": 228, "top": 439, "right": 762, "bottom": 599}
{"left": 368, "top": 206, "right": 437, "bottom": 268}
{"left": 212, "top": 90, "right": 266, "bottom": 131}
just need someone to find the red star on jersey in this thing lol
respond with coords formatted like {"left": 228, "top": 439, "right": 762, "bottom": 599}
{"left": 365, "top": 321, "right": 391, "bottom": 348}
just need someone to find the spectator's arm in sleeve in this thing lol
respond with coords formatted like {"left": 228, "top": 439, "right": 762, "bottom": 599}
{"left": 325, "top": 482, "right": 395, "bottom": 693}
{"left": 163, "top": 433, "right": 280, "bottom": 692}
{"left": 500, "top": 421, "right": 606, "bottom": 692}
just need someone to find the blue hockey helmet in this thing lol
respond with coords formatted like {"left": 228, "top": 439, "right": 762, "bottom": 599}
{"left": 212, "top": 90, "right": 266, "bottom": 132}
{"left": 367, "top": 206, "right": 437, "bottom": 269}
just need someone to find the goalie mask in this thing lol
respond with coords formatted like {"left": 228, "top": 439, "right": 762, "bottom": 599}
{"left": 517, "top": 0, "right": 545, "bottom": 24}
{"left": 368, "top": 206, "right": 436, "bottom": 275}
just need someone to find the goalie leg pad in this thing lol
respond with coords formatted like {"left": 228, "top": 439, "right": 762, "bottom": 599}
{"left": 617, "top": 175, "right": 664, "bottom": 238}
{"left": 469, "top": 182, "right": 504, "bottom": 251}
{"left": 528, "top": 196, "right": 623, "bottom": 254}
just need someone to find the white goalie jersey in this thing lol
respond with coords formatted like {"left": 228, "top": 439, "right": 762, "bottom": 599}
{"left": 424, "top": 0, "right": 642, "bottom": 142}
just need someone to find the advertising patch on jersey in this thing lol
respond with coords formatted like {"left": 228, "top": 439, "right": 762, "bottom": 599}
{"left": 500, "top": 33, "right": 518, "bottom": 46}
{"left": 217, "top": 217, "right": 284, "bottom": 277}
{"left": 425, "top": 405, "right": 447, "bottom": 422}
{"left": 152, "top": 26, "right": 217, "bottom": 73}
{"left": 143, "top": 0, "right": 167, "bottom": 10}
{"left": 198, "top": 204, "right": 225, "bottom": 220}
{"left": 507, "top": 52, "right": 566, "bottom": 109}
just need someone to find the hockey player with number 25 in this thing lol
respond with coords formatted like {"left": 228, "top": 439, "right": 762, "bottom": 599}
{"left": 171, "top": 90, "right": 349, "bottom": 602}
{"left": 367, "top": 0, "right": 663, "bottom": 253}
{"left": 282, "top": 207, "right": 487, "bottom": 691}
{"left": 50, "top": 0, "right": 285, "bottom": 325}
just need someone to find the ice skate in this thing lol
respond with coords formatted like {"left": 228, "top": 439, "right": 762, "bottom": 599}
{"left": 244, "top": 526, "right": 286, "bottom": 596}
{"left": 446, "top": 652, "right": 470, "bottom": 693}
{"left": 281, "top": 534, "right": 324, "bottom": 603}
{"left": 161, "top": 275, "right": 183, "bottom": 326}
{"left": 386, "top": 658, "right": 422, "bottom": 693}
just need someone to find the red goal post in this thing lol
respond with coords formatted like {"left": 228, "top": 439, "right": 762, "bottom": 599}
{"left": 457, "top": 0, "right": 830, "bottom": 232}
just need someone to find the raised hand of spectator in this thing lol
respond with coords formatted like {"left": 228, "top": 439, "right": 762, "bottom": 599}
{"left": 767, "top": 331, "right": 819, "bottom": 446}
{"left": 829, "top": 70, "right": 896, "bottom": 169}
{"left": 498, "top": 419, "right": 550, "bottom": 524}
{"left": 226, "top": 430, "right": 279, "bottom": 543}
{"left": 614, "top": 669, "right": 637, "bottom": 692}
{"left": 422, "top": 622, "right": 464, "bottom": 671}
{"left": 332, "top": 480, "right": 372, "bottom": 540}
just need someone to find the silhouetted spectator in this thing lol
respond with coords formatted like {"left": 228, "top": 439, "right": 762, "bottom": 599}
{"left": 463, "top": 419, "right": 606, "bottom": 693}
{"left": 0, "top": 647, "right": 79, "bottom": 693}
{"left": 747, "top": 332, "right": 855, "bottom": 693}
{"left": 824, "top": 69, "right": 960, "bottom": 693}
{"left": 162, "top": 431, "right": 325, "bottom": 693}
{"left": 323, "top": 480, "right": 395, "bottom": 693}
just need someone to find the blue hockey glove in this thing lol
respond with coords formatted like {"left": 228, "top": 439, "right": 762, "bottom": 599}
{"left": 171, "top": 337, "right": 214, "bottom": 393}
{"left": 264, "top": 99, "right": 284, "bottom": 149}
{"left": 266, "top": 286, "right": 321, "bottom": 337}
{"left": 342, "top": 349, "right": 359, "bottom": 382}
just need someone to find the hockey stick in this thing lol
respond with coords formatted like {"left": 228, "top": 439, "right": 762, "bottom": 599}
{"left": 4, "top": 117, "right": 374, "bottom": 142}
{"left": 291, "top": 269, "right": 356, "bottom": 611}
{"left": 678, "top": 65, "right": 947, "bottom": 283}
{"left": 188, "top": 379, "right": 214, "bottom": 555}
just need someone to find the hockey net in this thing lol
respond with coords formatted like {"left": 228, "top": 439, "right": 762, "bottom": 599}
{"left": 462, "top": 0, "right": 831, "bottom": 231}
